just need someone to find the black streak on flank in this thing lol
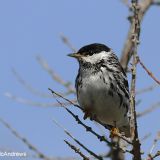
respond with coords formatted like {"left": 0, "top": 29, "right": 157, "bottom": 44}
{"left": 123, "top": 103, "right": 128, "bottom": 113}
{"left": 124, "top": 78, "right": 129, "bottom": 90}
{"left": 109, "top": 76, "right": 112, "bottom": 81}
{"left": 118, "top": 93, "right": 123, "bottom": 108}
{"left": 110, "top": 82, "right": 115, "bottom": 91}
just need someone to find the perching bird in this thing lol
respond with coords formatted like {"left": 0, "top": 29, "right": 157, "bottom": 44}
{"left": 68, "top": 43, "right": 130, "bottom": 137}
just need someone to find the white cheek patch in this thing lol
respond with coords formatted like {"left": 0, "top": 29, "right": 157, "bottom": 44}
{"left": 82, "top": 51, "right": 110, "bottom": 64}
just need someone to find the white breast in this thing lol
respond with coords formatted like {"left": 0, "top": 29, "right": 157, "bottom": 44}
{"left": 77, "top": 71, "right": 128, "bottom": 127}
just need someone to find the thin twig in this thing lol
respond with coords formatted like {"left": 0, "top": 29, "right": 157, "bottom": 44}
{"left": 64, "top": 140, "right": 89, "bottom": 160}
{"left": 5, "top": 91, "right": 77, "bottom": 108}
{"left": 53, "top": 118, "right": 103, "bottom": 160}
{"left": 11, "top": 68, "right": 52, "bottom": 98}
{"left": 4, "top": 92, "right": 57, "bottom": 108}
{"left": 146, "top": 132, "right": 160, "bottom": 160}
{"left": 152, "top": 151, "right": 160, "bottom": 159}
{"left": 149, "top": 132, "right": 160, "bottom": 155}
{"left": 152, "top": 1, "right": 160, "bottom": 5}
{"left": 137, "top": 101, "right": 160, "bottom": 117}
{"left": 136, "top": 84, "right": 158, "bottom": 95}
{"left": 48, "top": 88, "right": 81, "bottom": 109}
{"left": 56, "top": 99, "right": 111, "bottom": 145}
{"left": 140, "top": 133, "right": 151, "bottom": 143}
{"left": 37, "top": 56, "right": 75, "bottom": 94}
{"left": 137, "top": 56, "right": 160, "bottom": 85}
{"left": 0, "top": 117, "right": 50, "bottom": 160}
{"left": 121, "top": 0, "right": 131, "bottom": 8}
{"left": 60, "top": 34, "right": 77, "bottom": 52}
{"left": 116, "top": 133, "right": 132, "bottom": 145}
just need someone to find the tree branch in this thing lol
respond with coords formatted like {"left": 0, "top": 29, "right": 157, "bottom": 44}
{"left": 120, "top": 0, "right": 154, "bottom": 70}
{"left": 53, "top": 118, "right": 103, "bottom": 160}
{"left": 137, "top": 56, "right": 160, "bottom": 85}
{"left": 60, "top": 34, "right": 77, "bottom": 52}
{"left": 136, "top": 84, "right": 158, "bottom": 95}
{"left": 137, "top": 101, "right": 160, "bottom": 117}
{"left": 11, "top": 68, "right": 52, "bottom": 98}
{"left": 56, "top": 99, "right": 111, "bottom": 145}
{"left": 37, "top": 56, "right": 75, "bottom": 94}
{"left": 129, "top": 0, "right": 142, "bottom": 159}
{"left": 64, "top": 140, "right": 89, "bottom": 160}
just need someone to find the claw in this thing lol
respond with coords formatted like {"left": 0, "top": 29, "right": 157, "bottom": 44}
{"left": 110, "top": 127, "right": 119, "bottom": 138}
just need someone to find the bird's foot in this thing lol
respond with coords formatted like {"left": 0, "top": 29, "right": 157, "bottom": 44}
{"left": 110, "top": 127, "right": 119, "bottom": 138}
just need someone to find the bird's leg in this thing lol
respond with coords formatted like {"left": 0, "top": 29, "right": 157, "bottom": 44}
{"left": 90, "top": 113, "right": 97, "bottom": 121}
{"left": 110, "top": 121, "right": 119, "bottom": 138}
{"left": 83, "top": 107, "right": 96, "bottom": 121}
{"left": 83, "top": 108, "right": 92, "bottom": 120}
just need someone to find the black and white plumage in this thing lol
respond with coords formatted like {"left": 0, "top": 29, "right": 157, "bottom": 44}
{"left": 68, "top": 43, "right": 130, "bottom": 137}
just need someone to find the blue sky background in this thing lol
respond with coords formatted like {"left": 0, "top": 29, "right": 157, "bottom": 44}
{"left": 0, "top": 0, "right": 160, "bottom": 159}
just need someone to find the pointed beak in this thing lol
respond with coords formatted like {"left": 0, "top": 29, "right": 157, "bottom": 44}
{"left": 67, "top": 53, "right": 82, "bottom": 59}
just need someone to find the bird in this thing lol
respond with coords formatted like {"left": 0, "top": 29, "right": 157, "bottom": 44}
{"left": 68, "top": 43, "right": 130, "bottom": 137}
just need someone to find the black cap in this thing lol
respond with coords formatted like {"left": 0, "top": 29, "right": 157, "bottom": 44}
{"left": 77, "top": 43, "right": 110, "bottom": 56}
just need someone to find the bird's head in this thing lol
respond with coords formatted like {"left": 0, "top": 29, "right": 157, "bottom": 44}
{"left": 68, "top": 43, "right": 111, "bottom": 65}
